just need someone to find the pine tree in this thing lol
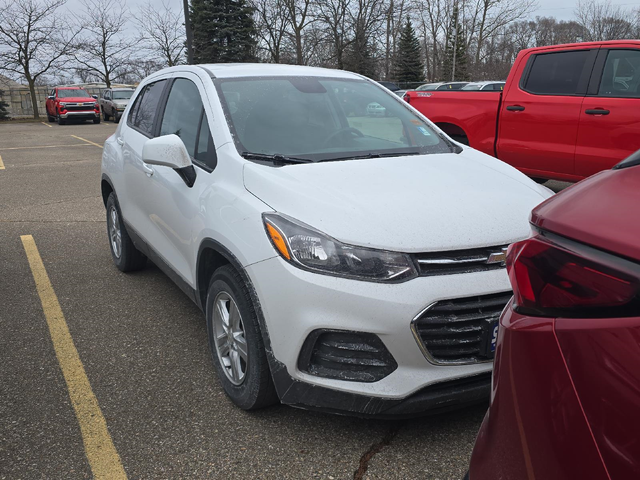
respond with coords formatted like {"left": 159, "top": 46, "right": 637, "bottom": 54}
{"left": 395, "top": 19, "right": 424, "bottom": 84}
{"left": 442, "top": 6, "right": 468, "bottom": 82}
{"left": 190, "top": 0, "right": 257, "bottom": 64}
{"left": 0, "top": 90, "right": 10, "bottom": 120}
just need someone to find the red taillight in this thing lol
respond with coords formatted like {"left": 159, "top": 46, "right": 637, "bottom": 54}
{"left": 507, "top": 235, "right": 640, "bottom": 317}
{"left": 403, "top": 93, "right": 410, "bottom": 103}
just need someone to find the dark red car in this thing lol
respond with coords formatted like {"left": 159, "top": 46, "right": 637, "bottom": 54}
{"left": 45, "top": 86, "right": 101, "bottom": 125}
{"left": 467, "top": 151, "right": 640, "bottom": 479}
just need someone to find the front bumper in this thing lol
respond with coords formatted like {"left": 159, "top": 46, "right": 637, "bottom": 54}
{"left": 60, "top": 111, "right": 100, "bottom": 119}
{"left": 246, "top": 256, "right": 511, "bottom": 413}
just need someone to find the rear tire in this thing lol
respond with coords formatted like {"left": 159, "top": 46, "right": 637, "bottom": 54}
{"left": 206, "top": 265, "right": 278, "bottom": 410}
{"left": 106, "top": 193, "right": 147, "bottom": 272}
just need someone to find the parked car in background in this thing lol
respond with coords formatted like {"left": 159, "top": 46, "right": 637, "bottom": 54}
{"left": 101, "top": 63, "right": 552, "bottom": 417}
{"left": 461, "top": 81, "right": 505, "bottom": 91}
{"left": 437, "top": 81, "right": 469, "bottom": 90}
{"left": 467, "top": 150, "right": 640, "bottom": 480}
{"left": 377, "top": 80, "right": 400, "bottom": 92}
{"left": 45, "top": 87, "right": 100, "bottom": 125}
{"left": 100, "top": 88, "right": 134, "bottom": 123}
{"left": 416, "top": 82, "right": 444, "bottom": 91}
{"left": 394, "top": 89, "right": 408, "bottom": 97}
{"left": 366, "top": 101, "right": 386, "bottom": 116}
{"left": 404, "top": 40, "right": 640, "bottom": 182}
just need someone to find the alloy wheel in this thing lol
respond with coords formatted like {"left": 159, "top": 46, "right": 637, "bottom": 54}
{"left": 212, "top": 292, "right": 248, "bottom": 385}
{"left": 108, "top": 206, "right": 122, "bottom": 259}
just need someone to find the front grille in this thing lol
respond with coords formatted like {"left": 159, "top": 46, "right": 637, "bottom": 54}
{"left": 412, "top": 292, "right": 512, "bottom": 365}
{"left": 412, "top": 244, "right": 509, "bottom": 276}
{"left": 298, "top": 330, "right": 397, "bottom": 382}
{"left": 64, "top": 104, "right": 95, "bottom": 112}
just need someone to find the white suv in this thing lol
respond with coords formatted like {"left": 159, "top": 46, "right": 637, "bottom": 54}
{"left": 101, "top": 64, "right": 552, "bottom": 416}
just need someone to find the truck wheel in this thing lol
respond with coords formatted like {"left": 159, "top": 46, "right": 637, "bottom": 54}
{"left": 103, "top": 110, "right": 110, "bottom": 121}
{"left": 57, "top": 114, "right": 66, "bottom": 126}
{"left": 93, "top": 117, "right": 101, "bottom": 124}
{"left": 47, "top": 113, "right": 55, "bottom": 122}
{"left": 115, "top": 114, "right": 120, "bottom": 124}
{"left": 206, "top": 265, "right": 278, "bottom": 410}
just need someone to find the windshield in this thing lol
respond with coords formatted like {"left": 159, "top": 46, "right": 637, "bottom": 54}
{"left": 217, "top": 77, "right": 456, "bottom": 162}
{"left": 58, "top": 89, "right": 91, "bottom": 98}
{"left": 112, "top": 91, "right": 133, "bottom": 100}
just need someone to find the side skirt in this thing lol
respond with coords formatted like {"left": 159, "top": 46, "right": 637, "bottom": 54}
{"left": 124, "top": 220, "right": 202, "bottom": 311}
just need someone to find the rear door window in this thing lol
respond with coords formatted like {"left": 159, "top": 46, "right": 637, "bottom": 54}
{"left": 523, "top": 50, "right": 592, "bottom": 95}
{"left": 598, "top": 49, "right": 640, "bottom": 98}
{"left": 129, "top": 80, "right": 167, "bottom": 136}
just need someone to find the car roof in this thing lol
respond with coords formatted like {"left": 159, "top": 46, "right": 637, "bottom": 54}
{"left": 194, "top": 63, "right": 363, "bottom": 80}
{"left": 111, "top": 87, "right": 135, "bottom": 90}
{"left": 466, "top": 81, "right": 505, "bottom": 85}
{"left": 57, "top": 86, "right": 85, "bottom": 89}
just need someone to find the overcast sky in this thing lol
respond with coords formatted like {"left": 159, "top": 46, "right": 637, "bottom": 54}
{"left": 63, "top": 0, "right": 640, "bottom": 26}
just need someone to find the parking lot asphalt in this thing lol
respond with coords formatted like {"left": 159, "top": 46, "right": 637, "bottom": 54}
{"left": 0, "top": 120, "right": 570, "bottom": 479}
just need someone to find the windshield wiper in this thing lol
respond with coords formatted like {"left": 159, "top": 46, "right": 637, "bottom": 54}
{"left": 318, "top": 151, "right": 421, "bottom": 162}
{"left": 241, "top": 152, "right": 313, "bottom": 165}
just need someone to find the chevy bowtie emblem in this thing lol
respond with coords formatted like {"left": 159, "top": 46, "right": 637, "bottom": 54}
{"left": 486, "top": 247, "right": 509, "bottom": 266}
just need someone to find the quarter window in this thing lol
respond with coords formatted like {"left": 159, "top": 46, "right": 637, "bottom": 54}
{"left": 598, "top": 50, "right": 640, "bottom": 98}
{"left": 523, "top": 50, "right": 591, "bottom": 95}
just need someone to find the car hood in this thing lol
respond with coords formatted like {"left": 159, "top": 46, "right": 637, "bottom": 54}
{"left": 59, "top": 97, "right": 95, "bottom": 103}
{"left": 243, "top": 149, "right": 552, "bottom": 252}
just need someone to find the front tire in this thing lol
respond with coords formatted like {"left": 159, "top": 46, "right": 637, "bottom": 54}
{"left": 105, "top": 193, "right": 146, "bottom": 272}
{"left": 57, "top": 114, "right": 66, "bottom": 125}
{"left": 93, "top": 117, "right": 101, "bottom": 124}
{"left": 206, "top": 265, "right": 278, "bottom": 410}
{"left": 103, "top": 109, "right": 110, "bottom": 121}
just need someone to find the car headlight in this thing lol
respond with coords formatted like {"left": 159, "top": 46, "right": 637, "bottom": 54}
{"left": 263, "top": 213, "right": 417, "bottom": 282}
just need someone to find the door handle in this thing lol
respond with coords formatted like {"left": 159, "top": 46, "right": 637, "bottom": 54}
{"left": 506, "top": 105, "right": 525, "bottom": 112}
{"left": 141, "top": 163, "right": 154, "bottom": 177}
{"left": 585, "top": 109, "right": 610, "bottom": 115}
{"left": 116, "top": 137, "right": 124, "bottom": 146}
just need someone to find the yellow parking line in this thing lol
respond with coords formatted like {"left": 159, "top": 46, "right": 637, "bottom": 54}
{"left": 20, "top": 235, "right": 127, "bottom": 480}
{"left": 41, "top": 122, "right": 53, "bottom": 128}
{"left": 70, "top": 135, "right": 103, "bottom": 148}
{"left": 0, "top": 144, "right": 91, "bottom": 151}
{"left": 0, "top": 154, "right": 4, "bottom": 170}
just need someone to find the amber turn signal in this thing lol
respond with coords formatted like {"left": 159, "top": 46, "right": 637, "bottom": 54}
{"left": 266, "top": 222, "right": 291, "bottom": 260}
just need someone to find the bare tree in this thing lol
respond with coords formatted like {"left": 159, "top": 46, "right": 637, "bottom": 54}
{"left": 135, "top": 1, "right": 186, "bottom": 67}
{"left": 284, "top": 0, "right": 315, "bottom": 64}
{"left": 73, "top": 0, "right": 133, "bottom": 87}
{"left": 576, "top": 0, "right": 636, "bottom": 41}
{"left": 316, "top": 0, "right": 353, "bottom": 69}
{"left": 0, "top": 0, "right": 77, "bottom": 119}
{"left": 251, "top": 0, "right": 290, "bottom": 63}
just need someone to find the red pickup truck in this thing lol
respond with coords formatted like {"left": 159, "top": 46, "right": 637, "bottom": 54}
{"left": 46, "top": 87, "right": 101, "bottom": 125}
{"left": 405, "top": 41, "right": 640, "bottom": 182}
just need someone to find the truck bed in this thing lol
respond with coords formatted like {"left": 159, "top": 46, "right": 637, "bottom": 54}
{"left": 405, "top": 91, "right": 501, "bottom": 157}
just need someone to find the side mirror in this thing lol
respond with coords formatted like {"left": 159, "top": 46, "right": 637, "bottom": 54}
{"left": 47, "top": 95, "right": 54, "bottom": 100}
{"left": 142, "top": 134, "right": 196, "bottom": 187}
{"left": 92, "top": 94, "right": 98, "bottom": 99}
